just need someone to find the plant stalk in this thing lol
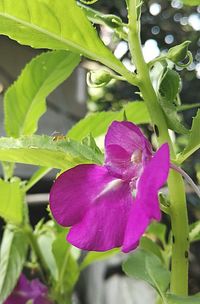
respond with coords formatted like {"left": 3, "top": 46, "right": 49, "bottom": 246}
{"left": 127, "top": 0, "right": 189, "bottom": 296}
{"left": 24, "top": 225, "right": 50, "bottom": 283}
{"left": 24, "top": 167, "right": 51, "bottom": 192}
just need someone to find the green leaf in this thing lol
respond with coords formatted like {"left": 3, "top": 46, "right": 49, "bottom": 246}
{"left": 0, "top": 225, "right": 28, "bottom": 303}
{"left": 4, "top": 50, "right": 80, "bottom": 137}
{"left": 0, "top": 0, "right": 130, "bottom": 78}
{"left": 140, "top": 237, "right": 163, "bottom": 261}
{"left": 37, "top": 232, "right": 58, "bottom": 280}
{"left": 180, "top": 0, "right": 200, "bottom": 6}
{"left": 82, "top": 133, "right": 103, "bottom": 157}
{"left": 78, "top": 2, "right": 123, "bottom": 28}
{"left": 52, "top": 232, "right": 80, "bottom": 296}
{"left": 123, "top": 249, "right": 170, "bottom": 295}
{"left": 33, "top": 220, "right": 64, "bottom": 291}
{"left": 68, "top": 102, "right": 150, "bottom": 140}
{"left": 80, "top": 248, "right": 119, "bottom": 270}
{"left": 158, "top": 68, "right": 188, "bottom": 134}
{"left": 0, "top": 135, "right": 103, "bottom": 170}
{"left": 159, "top": 68, "right": 181, "bottom": 103}
{"left": 147, "top": 222, "right": 167, "bottom": 246}
{"left": 189, "top": 221, "right": 200, "bottom": 242}
{"left": 166, "top": 293, "right": 200, "bottom": 303}
{"left": 177, "top": 110, "right": 200, "bottom": 163}
{"left": 77, "top": 2, "right": 128, "bottom": 40}
{"left": 0, "top": 179, "right": 23, "bottom": 224}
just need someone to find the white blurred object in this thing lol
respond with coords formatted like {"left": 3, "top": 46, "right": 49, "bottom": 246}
{"left": 142, "top": 39, "right": 160, "bottom": 63}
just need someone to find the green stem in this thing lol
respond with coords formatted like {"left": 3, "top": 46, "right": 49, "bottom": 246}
{"left": 1, "top": 161, "right": 15, "bottom": 181}
{"left": 127, "top": 0, "right": 189, "bottom": 296}
{"left": 55, "top": 249, "right": 70, "bottom": 294}
{"left": 168, "top": 171, "right": 189, "bottom": 295}
{"left": 53, "top": 247, "right": 74, "bottom": 303}
{"left": 24, "top": 167, "right": 51, "bottom": 192}
{"left": 24, "top": 225, "right": 50, "bottom": 283}
{"left": 127, "top": 0, "right": 173, "bottom": 150}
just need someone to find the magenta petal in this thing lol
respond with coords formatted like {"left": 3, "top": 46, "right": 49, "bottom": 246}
{"left": 122, "top": 203, "right": 149, "bottom": 253}
{"left": 105, "top": 121, "right": 152, "bottom": 178}
{"left": 105, "top": 121, "right": 147, "bottom": 154}
{"left": 4, "top": 274, "right": 51, "bottom": 304}
{"left": 67, "top": 181, "right": 134, "bottom": 251}
{"left": 136, "top": 143, "right": 170, "bottom": 219}
{"left": 50, "top": 164, "right": 115, "bottom": 226}
{"left": 104, "top": 144, "right": 132, "bottom": 178}
{"left": 122, "top": 143, "right": 170, "bottom": 253}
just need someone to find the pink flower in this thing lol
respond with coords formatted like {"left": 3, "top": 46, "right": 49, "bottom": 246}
{"left": 50, "top": 121, "right": 170, "bottom": 253}
{"left": 4, "top": 274, "right": 52, "bottom": 304}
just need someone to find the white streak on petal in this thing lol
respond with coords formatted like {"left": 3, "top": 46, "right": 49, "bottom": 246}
{"left": 95, "top": 179, "right": 122, "bottom": 200}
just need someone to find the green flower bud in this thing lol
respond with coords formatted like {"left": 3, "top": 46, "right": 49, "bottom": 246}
{"left": 88, "top": 70, "right": 113, "bottom": 87}
{"left": 167, "top": 41, "right": 191, "bottom": 64}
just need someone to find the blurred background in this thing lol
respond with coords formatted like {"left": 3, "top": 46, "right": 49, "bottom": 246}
{"left": 0, "top": 0, "right": 199, "bottom": 302}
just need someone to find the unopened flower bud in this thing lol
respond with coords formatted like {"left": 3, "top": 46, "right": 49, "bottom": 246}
{"left": 88, "top": 70, "right": 113, "bottom": 87}
{"left": 167, "top": 41, "right": 191, "bottom": 64}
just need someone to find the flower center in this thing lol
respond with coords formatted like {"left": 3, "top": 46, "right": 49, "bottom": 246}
{"left": 131, "top": 149, "right": 142, "bottom": 164}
